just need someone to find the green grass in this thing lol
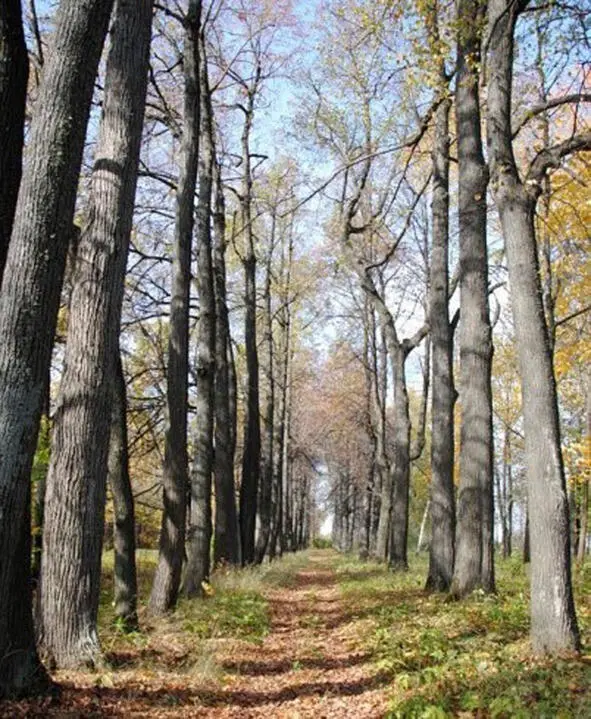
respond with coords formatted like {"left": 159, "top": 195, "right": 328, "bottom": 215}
{"left": 97, "top": 548, "right": 312, "bottom": 674}
{"left": 335, "top": 553, "right": 591, "bottom": 718}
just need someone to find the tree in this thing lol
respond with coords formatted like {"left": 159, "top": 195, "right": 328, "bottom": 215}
{"left": 0, "top": 0, "right": 28, "bottom": 282}
{"left": 38, "top": 0, "right": 154, "bottom": 668}
{"left": 486, "top": 0, "right": 583, "bottom": 653}
{"left": 0, "top": 0, "right": 114, "bottom": 695}
{"left": 212, "top": 160, "right": 240, "bottom": 566}
{"left": 183, "top": 17, "right": 216, "bottom": 596}
{"left": 109, "top": 350, "right": 139, "bottom": 630}
{"left": 238, "top": 63, "right": 262, "bottom": 566}
{"left": 150, "top": 0, "right": 201, "bottom": 614}
{"left": 425, "top": 3, "right": 455, "bottom": 592}
{"left": 451, "top": 0, "right": 495, "bottom": 598}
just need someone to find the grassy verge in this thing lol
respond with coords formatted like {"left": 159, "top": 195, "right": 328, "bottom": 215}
{"left": 335, "top": 554, "right": 591, "bottom": 718}
{"left": 97, "top": 548, "right": 310, "bottom": 679}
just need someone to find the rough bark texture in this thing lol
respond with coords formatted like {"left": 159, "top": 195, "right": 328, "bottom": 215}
{"left": 0, "top": 0, "right": 28, "bottom": 282}
{"left": 239, "top": 91, "right": 261, "bottom": 566}
{"left": 451, "top": 0, "right": 495, "bottom": 598}
{"left": 183, "top": 24, "right": 216, "bottom": 597}
{"left": 109, "top": 352, "right": 138, "bottom": 630}
{"left": 213, "top": 163, "right": 240, "bottom": 567}
{"left": 39, "top": 0, "right": 153, "bottom": 669}
{"left": 426, "top": 88, "right": 455, "bottom": 592}
{"left": 0, "top": 0, "right": 114, "bottom": 696}
{"left": 486, "top": 0, "right": 580, "bottom": 653}
{"left": 150, "top": 0, "right": 201, "bottom": 614}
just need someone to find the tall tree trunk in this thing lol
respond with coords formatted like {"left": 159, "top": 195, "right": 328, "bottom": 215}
{"left": 362, "top": 272, "right": 420, "bottom": 570}
{"left": 0, "top": 0, "right": 114, "bottom": 696}
{"left": 183, "top": 23, "right": 216, "bottom": 597}
{"left": 486, "top": 0, "right": 580, "bottom": 654}
{"left": 239, "top": 90, "right": 261, "bottom": 566}
{"left": 389, "top": 344, "right": 411, "bottom": 570}
{"left": 39, "top": 0, "right": 153, "bottom": 669}
{"left": 0, "top": 0, "right": 28, "bottom": 283}
{"left": 256, "top": 211, "right": 277, "bottom": 563}
{"left": 150, "top": 0, "right": 201, "bottom": 614}
{"left": 426, "top": 78, "right": 455, "bottom": 591}
{"left": 213, "top": 163, "right": 240, "bottom": 567}
{"left": 109, "top": 351, "right": 138, "bottom": 631}
{"left": 451, "top": 0, "right": 495, "bottom": 598}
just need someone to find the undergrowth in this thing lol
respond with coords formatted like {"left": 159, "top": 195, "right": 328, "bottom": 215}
{"left": 97, "top": 548, "right": 310, "bottom": 678}
{"left": 336, "top": 553, "right": 591, "bottom": 718}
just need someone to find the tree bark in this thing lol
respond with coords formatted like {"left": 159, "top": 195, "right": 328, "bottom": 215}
{"left": 0, "top": 0, "right": 28, "bottom": 283}
{"left": 486, "top": 0, "right": 580, "bottom": 653}
{"left": 451, "top": 0, "right": 495, "bottom": 598}
{"left": 150, "top": 0, "right": 201, "bottom": 614}
{"left": 426, "top": 84, "right": 455, "bottom": 592}
{"left": 39, "top": 0, "right": 153, "bottom": 668}
{"left": 183, "top": 22, "right": 216, "bottom": 597}
{"left": 388, "top": 344, "right": 411, "bottom": 570}
{"left": 109, "top": 351, "right": 138, "bottom": 631}
{"left": 0, "top": 0, "right": 114, "bottom": 695}
{"left": 212, "top": 162, "right": 240, "bottom": 567}
{"left": 239, "top": 87, "right": 262, "bottom": 565}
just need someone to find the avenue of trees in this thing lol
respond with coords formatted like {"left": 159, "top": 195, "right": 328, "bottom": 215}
{"left": 0, "top": 0, "right": 589, "bottom": 699}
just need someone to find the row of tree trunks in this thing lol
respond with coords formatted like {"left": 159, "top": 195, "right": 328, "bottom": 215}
{"left": 150, "top": 0, "right": 201, "bottom": 615}
{"left": 0, "top": 0, "right": 115, "bottom": 695}
{"left": 39, "top": 0, "right": 154, "bottom": 668}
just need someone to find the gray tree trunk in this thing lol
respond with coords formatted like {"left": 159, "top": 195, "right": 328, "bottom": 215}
{"left": 0, "top": 0, "right": 114, "bottom": 696}
{"left": 212, "top": 162, "right": 240, "bottom": 566}
{"left": 0, "top": 0, "right": 28, "bottom": 282}
{"left": 150, "top": 0, "right": 201, "bottom": 614}
{"left": 39, "top": 0, "right": 153, "bottom": 669}
{"left": 426, "top": 86, "right": 455, "bottom": 592}
{"left": 486, "top": 0, "right": 580, "bottom": 653}
{"left": 451, "top": 0, "right": 495, "bottom": 598}
{"left": 256, "top": 211, "right": 277, "bottom": 563}
{"left": 363, "top": 273, "right": 417, "bottom": 570}
{"left": 269, "top": 223, "right": 294, "bottom": 558}
{"left": 183, "top": 22, "right": 216, "bottom": 597}
{"left": 389, "top": 344, "right": 411, "bottom": 570}
{"left": 109, "top": 351, "right": 138, "bottom": 631}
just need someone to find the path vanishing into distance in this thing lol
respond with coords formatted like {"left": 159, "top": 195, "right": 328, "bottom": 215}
{"left": 3, "top": 552, "right": 392, "bottom": 718}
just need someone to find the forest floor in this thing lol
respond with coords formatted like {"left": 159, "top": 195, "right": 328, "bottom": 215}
{"left": 2, "top": 549, "right": 590, "bottom": 718}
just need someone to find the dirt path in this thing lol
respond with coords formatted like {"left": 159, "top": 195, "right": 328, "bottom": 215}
{"left": 208, "top": 552, "right": 390, "bottom": 718}
{"left": 2, "top": 552, "right": 391, "bottom": 718}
